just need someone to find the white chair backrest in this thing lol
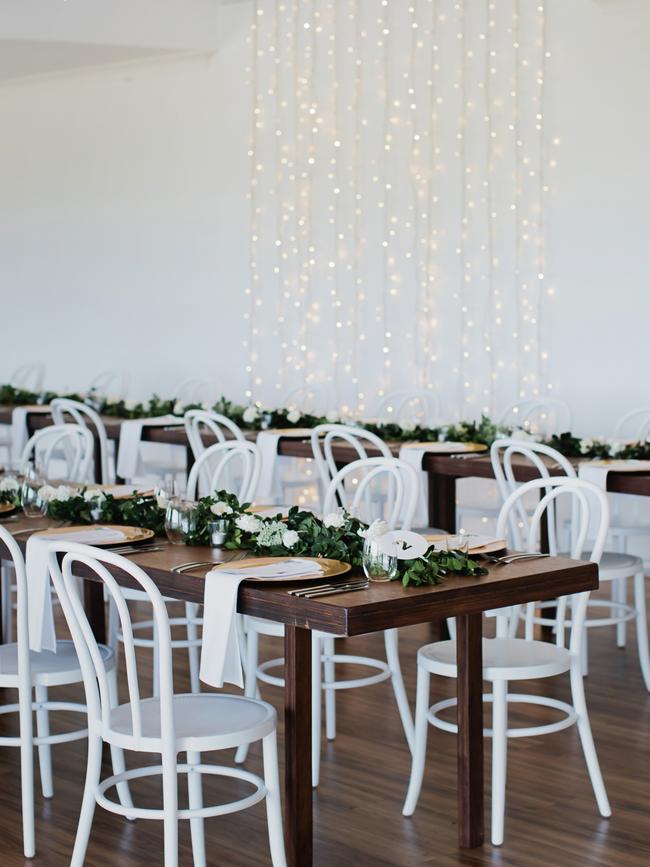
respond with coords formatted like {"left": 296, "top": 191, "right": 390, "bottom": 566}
{"left": 47, "top": 544, "right": 175, "bottom": 743}
{"left": 10, "top": 362, "right": 45, "bottom": 393}
{"left": 375, "top": 390, "right": 440, "bottom": 426}
{"left": 184, "top": 409, "right": 245, "bottom": 463}
{"left": 490, "top": 438, "right": 576, "bottom": 553}
{"left": 0, "top": 525, "right": 32, "bottom": 684}
{"left": 284, "top": 384, "right": 334, "bottom": 415}
{"left": 88, "top": 370, "right": 129, "bottom": 401}
{"left": 21, "top": 423, "right": 94, "bottom": 482}
{"left": 614, "top": 407, "right": 650, "bottom": 442}
{"left": 497, "top": 398, "right": 572, "bottom": 436}
{"left": 186, "top": 440, "right": 261, "bottom": 501}
{"left": 50, "top": 398, "right": 112, "bottom": 484}
{"left": 322, "top": 457, "right": 419, "bottom": 529}
{"left": 496, "top": 477, "right": 609, "bottom": 651}
{"left": 310, "top": 423, "right": 393, "bottom": 496}
{"left": 175, "top": 377, "right": 220, "bottom": 406}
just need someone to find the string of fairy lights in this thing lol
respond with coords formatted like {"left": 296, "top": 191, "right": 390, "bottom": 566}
{"left": 244, "top": 0, "right": 556, "bottom": 419}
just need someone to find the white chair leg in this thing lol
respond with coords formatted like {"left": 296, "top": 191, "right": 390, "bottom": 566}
{"left": 581, "top": 624, "right": 589, "bottom": 677}
{"left": 235, "top": 629, "right": 260, "bottom": 765}
{"left": 107, "top": 594, "right": 119, "bottom": 655}
{"left": 185, "top": 603, "right": 200, "bottom": 694}
{"left": 384, "top": 629, "right": 414, "bottom": 753}
{"left": 614, "top": 578, "right": 627, "bottom": 648}
{"left": 34, "top": 685, "right": 53, "bottom": 799}
{"left": 187, "top": 751, "right": 206, "bottom": 867}
{"left": 106, "top": 668, "right": 134, "bottom": 812}
{"left": 70, "top": 735, "right": 103, "bottom": 867}
{"left": 18, "top": 681, "right": 35, "bottom": 858}
{"left": 311, "top": 633, "right": 322, "bottom": 788}
{"left": 262, "top": 731, "right": 288, "bottom": 867}
{"left": 153, "top": 621, "right": 160, "bottom": 698}
{"left": 569, "top": 661, "right": 611, "bottom": 817}
{"left": 323, "top": 636, "right": 336, "bottom": 741}
{"left": 491, "top": 679, "right": 508, "bottom": 846}
{"left": 633, "top": 572, "right": 650, "bottom": 691}
{"left": 162, "top": 748, "right": 179, "bottom": 867}
{"left": 1, "top": 561, "right": 13, "bottom": 643}
{"left": 402, "top": 664, "right": 430, "bottom": 816}
{"left": 446, "top": 617, "right": 456, "bottom": 640}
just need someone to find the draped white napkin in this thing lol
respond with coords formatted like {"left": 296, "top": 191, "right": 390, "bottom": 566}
{"left": 397, "top": 445, "right": 430, "bottom": 527}
{"left": 199, "top": 558, "right": 323, "bottom": 688}
{"left": 578, "top": 460, "right": 630, "bottom": 539}
{"left": 26, "top": 535, "right": 57, "bottom": 653}
{"left": 255, "top": 431, "right": 283, "bottom": 503}
{"left": 11, "top": 405, "right": 51, "bottom": 464}
{"left": 116, "top": 415, "right": 182, "bottom": 481}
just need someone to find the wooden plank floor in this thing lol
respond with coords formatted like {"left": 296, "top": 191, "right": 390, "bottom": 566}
{"left": 0, "top": 585, "right": 649, "bottom": 866}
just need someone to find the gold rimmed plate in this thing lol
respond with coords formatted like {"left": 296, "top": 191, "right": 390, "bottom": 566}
{"left": 401, "top": 441, "right": 488, "bottom": 454}
{"left": 265, "top": 428, "right": 315, "bottom": 438}
{"left": 33, "top": 524, "right": 155, "bottom": 546}
{"left": 87, "top": 484, "right": 155, "bottom": 500}
{"left": 247, "top": 503, "right": 295, "bottom": 518}
{"left": 425, "top": 534, "right": 506, "bottom": 556}
{"left": 209, "top": 556, "right": 351, "bottom": 583}
{"left": 0, "top": 502, "right": 17, "bottom": 515}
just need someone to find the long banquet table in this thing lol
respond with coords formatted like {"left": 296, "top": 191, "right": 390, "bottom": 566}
{"left": 4, "top": 406, "right": 650, "bottom": 532}
{"left": 0, "top": 512, "right": 598, "bottom": 866}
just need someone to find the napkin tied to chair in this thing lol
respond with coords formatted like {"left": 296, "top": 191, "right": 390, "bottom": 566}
{"left": 116, "top": 415, "right": 182, "bottom": 481}
{"left": 26, "top": 535, "right": 57, "bottom": 653}
{"left": 255, "top": 431, "right": 283, "bottom": 503}
{"left": 397, "top": 445, "right": 429, "bottom": 527}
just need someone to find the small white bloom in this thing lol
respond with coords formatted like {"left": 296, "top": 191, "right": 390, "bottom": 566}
{"left": 579, "top": 438, "right": 594, "bottom": 455}
{"left": 365, "top": 518, "right": 390, "bottom": 540}
{"left": 510, "top": 427, "right": 535, "bottom": 442}
{"left": 54, "top": 485, "right": 75, "bottom": 502}
{"left": 606, "top": 437, "right": 624, "bottom": 457}
{"left": 256, "top": 520, "right": 286, "bottom": 547}
{"left": 201, "top": 401, "right": 212, "bottom": 411}
{"left": 37, "top": 484, "right": 57, "bottom": 503}
{"left": 124, "top": 399, "right": 136, "bottom": 411}
{"left": 242, "top": 406, "right": 258, "bottom": 424}
{"left": 399, "top": 419, "right": 416, "bottom": 433}
{"left": 235, "top": 513, "right": 263, "bottom": 534}
{"left": 0, "top": 477, "right": 19, "bottom": 493}
{"left": 141, "top": 399, "right": 151, "bottom": 413}
{"left": 173, "top": 401, "right": 185, "bottom": 415}
{"left": 325, "top": 409, "right": 339, "bottom": 423}
{"left": 83, "top": 489, "right": 106, "bottom": 504}
{"left": 210, "top": 501, "right": 233, "bottom": 516}
{"left": 287, "top": 409, "right": 301, "bottom": 424}
{"left": 282, "top": 529, "right": 300, "bottom": 548}
{"left": 323, "top": 511, "right": 346, "bottom": 529}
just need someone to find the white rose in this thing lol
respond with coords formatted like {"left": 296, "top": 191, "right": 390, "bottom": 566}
{"left": 579, "top": 438, "right": 594, "bottom": 455}
{"left": 173, "top": 401, "right": 185, "bottom": 415}
{"left": 326, "top": 409, "right": 339, "bottom": 423}
{"left": 399, "top": 419, "right": 416, "bottom": 433}
{"left": 0, "top": 477, "right": 19, "bottom": 492}
{"left": 323, "top": 511, "right": 346, "bottom": 529}
{"left": 287, "top": 409, "right": 301, "bottom": 424}
{"left": 282, "top": 529, "right": 300, "bottom": 548}
{"left": 54, "top": 485, "right": 75, "bottom": 502}
{"left": 37, "top": 484, "right": 57, "bottom": 503}
{"left": 235, "top": 513, "right": 262, "bottom": 534}
{"left": 365, "top": 518, "right": 390, "bottom": 540}
{"left": 210, "top": 501, "right": 233, "bottom": 516}
{"left": 606, "top": 438, "right": 624, "bottom": 457}
{"left": 141, "top": 399, "right": 151, "bottom": 413}
{"left": 242, "top": 406, "right": 258, "bottom": 424}
{"left": 509, "top": 428, "right": 534, "bottom": 442}
{"left": 124, "top": 399, "right": 136, "bottom": 411}
{"left": 83, "top": 489, "right": 106, "bottom": 504}
{"left": 201, "top": 401, "right": 212, "bottom": 411}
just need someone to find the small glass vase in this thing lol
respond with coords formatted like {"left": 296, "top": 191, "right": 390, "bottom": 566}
{"left": 362, "top": 536, "right": 398, "bottom": 583}
{"left": 207, "top": 519, "right": 229, "bottom": 547}
{"left": 164, "top": 498, "right": 197, "bottom": 546}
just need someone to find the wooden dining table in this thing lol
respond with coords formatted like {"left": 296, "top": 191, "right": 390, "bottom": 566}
{"left": 0, "top": 512, "right": 599, "bottom": 867}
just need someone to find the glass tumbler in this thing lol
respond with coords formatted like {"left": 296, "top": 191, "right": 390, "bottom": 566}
{"left": 362, "top": 536, "right": 398, "bottom": 583}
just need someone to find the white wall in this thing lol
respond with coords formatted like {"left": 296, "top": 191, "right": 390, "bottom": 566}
{"left": 1, "top": 0, "right": 648, "bottom": 434}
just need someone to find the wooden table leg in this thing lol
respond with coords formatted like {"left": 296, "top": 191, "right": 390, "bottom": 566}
{"left": 428, "top": 472, "right": 457, "bottom": 532}
{"left": 456, "top": 612, "right": 484, "bottom": 848}
{"left": 284, "top": 625, "right": 312, "bottom": 867}
{"left": 84, "top": 581, "right": 106, "bottom": 644}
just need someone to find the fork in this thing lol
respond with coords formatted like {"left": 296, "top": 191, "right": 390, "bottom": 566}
{"left": 291, "top": 578, "right": 369, "bottom": 598}
{"left": 479, "top": 552, "right": 551, "bottom": 565}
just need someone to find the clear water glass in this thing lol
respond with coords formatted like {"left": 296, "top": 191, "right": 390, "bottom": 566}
{"left": 154, "top": 476, "right": 177, "bottom": 510}
{"left": 164, "top": 498, "right": 197, "bottom": 545}
{"left": 21, "top": 466, "right": 48, "bottom": 518}
{"left": 444, "top": 533, "right": 470, "bottom": 555}
{"left": 362, "top": 536, "right": 398, "bottom": 583}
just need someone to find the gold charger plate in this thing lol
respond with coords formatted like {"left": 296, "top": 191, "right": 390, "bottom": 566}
{"left": 425, "top": 534, "right": 506, "bottom": 556}
{"left": 87, "top": 484, "right": 154, "bottom": 500}
{"left": 247, "top": 504, "right": 294, "bottom": 518}
{"left": 265, "top": 428, "right": 315, "bottom": 438}
{"left": 401, "top": 441, "right": 488, "bottom": 454}
{"left": 210, "top": 556, "right": 351, "bottom": 583}
{"left": 34, "top": 524, "right": 155, "bottom": 546}
{"left": 0, "top": 502, "right": 17, "bottom": 515}
{"left": 585, "top": 459, "right": 650, "bottom": 472}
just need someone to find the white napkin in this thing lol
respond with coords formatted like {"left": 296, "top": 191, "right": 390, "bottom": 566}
{"left": 116, "top": 415, "right": 182, "bottom": 481}
{"left": 578, "top": 462, "right": 611, "bottom": 540}
{"left": 255, "top": 431, "right": 282, "bottom": 502}
{"left": 44, "top": 527, "right": 126, "bottom": 544}
{"left": 26, "top": 535, "right": 57, "bottom": 653}
{"left": 11, "top": 405, "right": 51, "bottom": 464}
{"left": 398, "top": 445, "right": 429, "bottom": 527}
{"left": 199, "top": 559, "right": 323, "bottom": 688}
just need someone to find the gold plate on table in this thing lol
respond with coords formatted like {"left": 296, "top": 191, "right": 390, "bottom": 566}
{"left": 247, "top": 504, "right": 294, "bottom": 518}
{"left": 400, "top": 441, "right": 488, "bottom": 454}
{"left": 425, "top": 534, "right": 507, "bottom": 556}
{"left": 209, "top": 556, "right": 351, "bottom": 583}
{"left": 265, "top": 428, "right": 315, "bottom": 438}
{"left": 0, "top": 502, "right": 17, "bottom": 515}
{"left": 33, "top": 524, "right": 155, "bottom": 546}
{"left": 584, "top": 460, "right": 650, "bottom": 472}
{"left": 88, "top": 484, "right": 154, "bottom": 500}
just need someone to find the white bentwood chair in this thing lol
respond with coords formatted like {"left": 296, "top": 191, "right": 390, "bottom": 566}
{"left": 88, "top": 370, "right": 130, "bottom": 401}
{"left": 403, "top": 476, "right": 612, "bottom": 845}
{"left": 375, "top": 390, "right": 440, "bottom": 426}
{"left": 47, "top": 543, "right": 287, "bottom": 867}
{"left": 20, "top": 423, "right": 95, "bottom": 482}
{"left": 184, "top": 410, "right": 247, "bottom": 497}
{"left": 239, "top": 457, "right": 418, "bottom": 785}
{"left": 174, "top": 378, "right": 221, "bottom": 407}
{"left": 605, "top": 408, "right": 650, "bottom": 557}
{"left": 10, "top": 362, "right": 46, "bottom": 393}
{"left": 51, "top": 398, "right": 115, "bottom": 484}
{"left": 185, "top": 440, "right": 261, "bottom": 502}
{"left": 0, "top": 526, "right": 127, "bottom": 858}
{"left": 497, "top": 397, "right": 572, "bottom": 437}
{"left": 490, "top": 438, "right": 650, "bottom": 689}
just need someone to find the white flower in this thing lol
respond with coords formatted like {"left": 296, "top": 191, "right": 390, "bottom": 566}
{"left": 287, "top": 409, "right": 301, "bottom": 424}
{"left": 141, "top": 399, "right": 151, "bottom": 413}
{"left": 173, "top": 401, "right": 185, "bottom": 415}
{"left": 326, "top": 409, "right": 339, "bottom": 423}
{"left": 83, "top": 489, "right": 106, "bottom": 504}
{"left": 579, "top": 438, "right": 595, "bottom": 455}
{"left": 242, "top": 406, "right": 259, "bottom": 424}
{"left": 509, "top": 427, "right": 535, "bottom": 442}
{"left": 53, "top": 485, "right": 75, "bottom": 502}
{"left": 256, "top": 520, "right": 286, "bottom": 547}
{"left": 201, "top": 401, "right": 212, "bottom": 411}
{"left": 235, "top": 513, "right": 263, "bottom": 534}
{"left": 399, "top": 419, "right": 416, "bottom": 434}
{"left": 210, "top": 501, "right": 233, "bottom": 516}
{"left": 124, "top": 399, "right": 136, "bottom": 411}
{"left": 365, "top": 518, "right": 389, "bottom": 540}
{"left": 37, "top": 485, "right": 57, "bottom": 503}
{"left": 0, "top": 477, "right": 19, "bottom": 493}
{"left": 282, "top": 529, "right": 300, "bottom": 549}
{"left": 606, "top": 438, "right": 624, "bottom": 457}
{"left": 323, "top": 510, "right": 346, "bottom": 529}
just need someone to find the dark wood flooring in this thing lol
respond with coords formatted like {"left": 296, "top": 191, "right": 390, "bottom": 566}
{"left": 0, "top": 583, "right": 649, "bottom": 866}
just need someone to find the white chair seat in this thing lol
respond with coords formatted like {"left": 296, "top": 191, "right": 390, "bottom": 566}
{"left": 418, "top": 637, "right": 572, "bottom": 681}
{"left": 245, "top": 616, "right": 284, "bottom": 638}
{"left": 108, "top": 693, "right": 277, "bottom": 752}
{"left": 559, "top": 550, "right": 643, "bottom": 579}
{"left": 0, "top": 640, "right": 114, "bottom": 687}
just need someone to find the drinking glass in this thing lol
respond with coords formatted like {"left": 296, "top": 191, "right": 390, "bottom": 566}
{"left": 208, "top": 519, "right": 229, "bottom": 547}
{"left": 443, "top": 533, "right": 470, "bottom": 555}
{"left": 154, "top": 476, "right": 177, "bottom": 510}
{"left": 21, "top": 466, "right": 48, "bottom": 518}
{"left": 362, "top": 536, "right": 398, "bottom": 583}
{"left": 164, "top": 498, "right": 197, "bottom": 545}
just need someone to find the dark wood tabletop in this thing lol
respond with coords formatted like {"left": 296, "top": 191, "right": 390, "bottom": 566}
{"left": 0, "top": 511, "right": 599, "bottom": 866}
